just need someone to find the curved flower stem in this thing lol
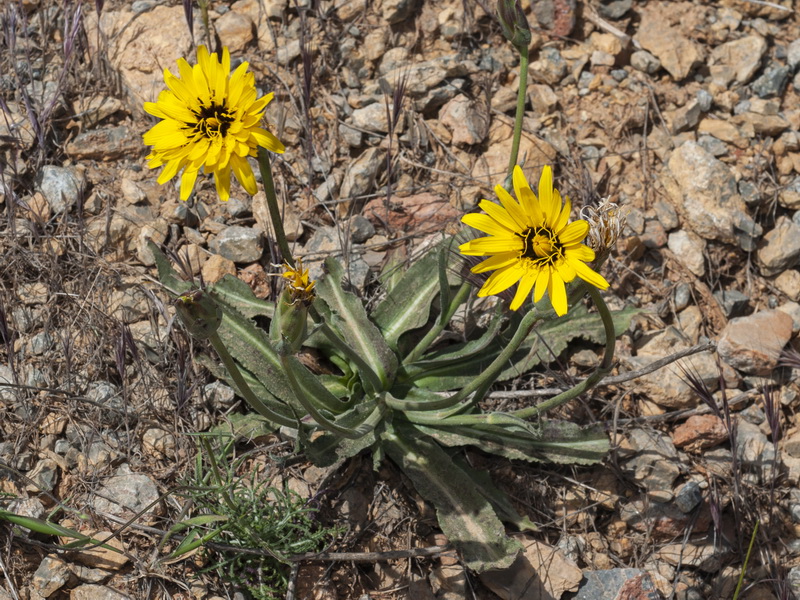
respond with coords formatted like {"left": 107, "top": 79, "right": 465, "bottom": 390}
{"left": 446, "top": 307, "right": 542, "bottom": 406}
{"left": 207, "top": 332, "right": 297, "bottom": 428}
{"left": 512, "top": 286, "right": 615, "bottom": 419}
{"left": 256, "top": 148, "right": 294, "bottom": 268}
{"left": 403, "top": 282, "right": 471, "bottom": 366}
{"left": 506, "top": 44, "right": 529, "bottom": 182}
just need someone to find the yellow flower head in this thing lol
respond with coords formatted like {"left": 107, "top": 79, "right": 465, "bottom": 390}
{"left": 143, "top": 45, "right": 285, "bottom": 202}
{"left": 281, "top": 258, "right": 315, "bottom": 305}
{"left": 459, "top": 165, "right": 609, "bottom": 316}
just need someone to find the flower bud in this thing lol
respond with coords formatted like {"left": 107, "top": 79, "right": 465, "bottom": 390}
{"left": 497, "top": 0, "right": 531, "bottom": 51}
{"left": 272, "top": 287, "right": 308, "bottom": 354}
{"left": 174, "top": 289, "right": 222, "bottom": 340}
{"left": 270, "top": 259, "right": 316, "bottom": 354}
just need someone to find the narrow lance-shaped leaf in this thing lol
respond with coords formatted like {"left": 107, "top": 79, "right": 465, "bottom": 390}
{"left": 413, "top": 420, "right": 609, "bottom": 465}
{"left": 208, "top": 275, "right": 275, "bottom": 320}
{"left": 316, "top": 258, "right": 398, "bottom": 388}
{"left": 381, "top": 423, "right": 521, "bottom": 572}
{"left": 373, "top": 242, "right": 453, "bottom": 348}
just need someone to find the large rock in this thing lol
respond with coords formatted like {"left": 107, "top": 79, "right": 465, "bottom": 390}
{"left": 709, "top": 35, "right": 767, "bottom": 85}
{"left": 209, "top": 226, "right": 263, "bottom": 263}
{"left": 717, "top": 309, "right": 793, "bottom": 375}
{"left": 85, "top": 5, "right": 195, "bottom": 107}
{"left": 664, "top": 142, "right": 758, "bottom": 248}
{"left": 439, "top": 95, "right": 490, "bottom": 147}
{"left": 634, "top": 8, "right": 703, "bottom": 80}
{"left": 757, "top": 216, "right": 800, "bottom": 276}
{"left": 92, "top": 464, "right": 161, "bottom": 524}
{"left": 619, "top": 428, "right": 681, "bottom": 502}
{"left": 628, "top": 327, "right": 719, "bottom": 409}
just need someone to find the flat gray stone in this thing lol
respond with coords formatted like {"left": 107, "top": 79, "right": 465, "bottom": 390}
{"left": 209, "top": 226, "right": 263, "bottom": 263}
{"left": 93, "top": 464, "right": 160, "bottom": 523}
{"left": 37, "top": 165, "right": 86, "bottom": 214}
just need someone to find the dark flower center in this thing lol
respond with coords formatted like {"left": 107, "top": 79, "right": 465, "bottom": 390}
{"left": 192, "top": 102, "right": 235, "bottom": 139}
{"left": 518, "top": 226, "right": 563, "bottom": 264}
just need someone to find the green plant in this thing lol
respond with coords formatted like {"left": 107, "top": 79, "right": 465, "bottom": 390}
{"left": 148, "top": 0, "right": 634, "bottom": 572}
{"left": 151, "top": 238, "right": 634, "bottom": 572}
{"left": 166, "top": 436, "right": 338, "bottom": 600}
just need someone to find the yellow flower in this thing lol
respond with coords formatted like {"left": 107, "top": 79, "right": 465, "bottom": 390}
{"left": 281, "top": 258, "right": 315, "bottom": 305}
{"left": 459, "top": 165, "right": 609, "bottom": 316}
{"left": 143, "top": 45, "right": 284, "bottom": 202}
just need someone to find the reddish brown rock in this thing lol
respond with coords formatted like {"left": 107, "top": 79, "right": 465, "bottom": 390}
{"left": 363, "top": 193, "right": 459, "bottom": 234}
{"left": 672, "top": 414, "right": 728, "bottom": 452}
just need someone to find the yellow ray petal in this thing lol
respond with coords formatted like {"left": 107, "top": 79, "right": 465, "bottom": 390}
{"left": 494, "top": 185, "right": 530, "bottom": 229}
{"left": 214, "top": 166, "right": 232, "bottom": 202}
{"left": 533, "top": 266, "right": 550, "bottom": 302}
{"left": 251, "top": 127, "right": 285, "bottom": 154}
{"left": 462, "top": 213, "right": 515, "bottom": 237}
{"left": 565, "top": 244, "right": 595, "bottom": 262}
{"left": 479, "top": 263, "right": 525, "bottom": 296}
{"left": 510, "top": 270, "right": 538, "bottom": 310}
{"left": 559, "top": 220, "right": 589, "bottom": 245}
{"left": 554, "top": 193, "right": 572, "bottom": 232}
{"left": 537, "top": 166, "right": 559, "bottom": 229}
{"left": 230, "top": 154, "right": 257, "bottom": 196}
{"left": 470, "top": 251, "right": 520, "bottom": 274}
{"left": 570, "top": 258, "right": 609, "bottom": 289}
{"left": 462, "top": 236, "right": 523, "bottom": 255}
{"left": 555, "top": 258, "right": 576, "bottom": 283}
{"left": 478, "top": 199, "right": 519, "bottom": 232}
{"left": 512, "top": 166, "right": 543, "bottom": 223}
{"left": 180, "top": 168, "right": 199, "bottom": 201}
{"left": 548, "top": 273, "right": 568, "bottom": 316}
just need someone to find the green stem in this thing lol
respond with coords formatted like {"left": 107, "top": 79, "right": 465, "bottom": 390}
{"left": 208, "top": 332, "right": 297, "bottom": 428}
{"left": 506, "top": 44, "right": 529, "bottom": 181}
{"left": 403, "top": 282, "right": 470, "bottom": 366}
{"left": 446, "top": 307, "right": 541, "bottom": 406}
{"left": 256, "top": 148, "right": 294, "bottom": 267}
{"left": 198, "top": 0, "right": 211, "bottom": 50}
{"left": 512, "top": 286, "right": 615, "bottom": 419}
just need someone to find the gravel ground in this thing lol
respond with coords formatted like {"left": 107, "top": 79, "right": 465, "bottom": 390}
{"left": 2, "top": 0, "right": 800, "bottom": 598}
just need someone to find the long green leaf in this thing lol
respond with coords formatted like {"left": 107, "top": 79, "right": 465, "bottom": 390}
{"left": 381, "top": 424, "right": 520, "bottom": 572}
{"left": 413, "top": 420, "right": 609, "bottom": 465}
{"left": 209, "top": 275, "right": 275, "bottom": 320}
{"left": 372, "top": 249, "right": 441, "bottom": 348}
{"left": 409, "top": 304, "right": 640, "bottom": 391}
{"left": 214, "top": 303, "right": 299, "bottom": 407}
{"left": 316, "top": 258, "right": 397, "bottom": 388}
{"left": 148, "top": 241, "right": 192, "bottom": 295}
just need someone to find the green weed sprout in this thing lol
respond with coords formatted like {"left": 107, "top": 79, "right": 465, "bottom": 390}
{"left": 166, "top": 436, "right": 339, "bottom": 600}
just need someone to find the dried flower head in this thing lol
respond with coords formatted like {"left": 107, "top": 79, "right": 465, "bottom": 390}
{"left": 459, "top": 165, "right": 609, "bottom": 316}
{"left": 143, "top": 45, "right": 284, "bottom": 202}
{"left": 580, "top": 201, "right": 627, "bottom": 255}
